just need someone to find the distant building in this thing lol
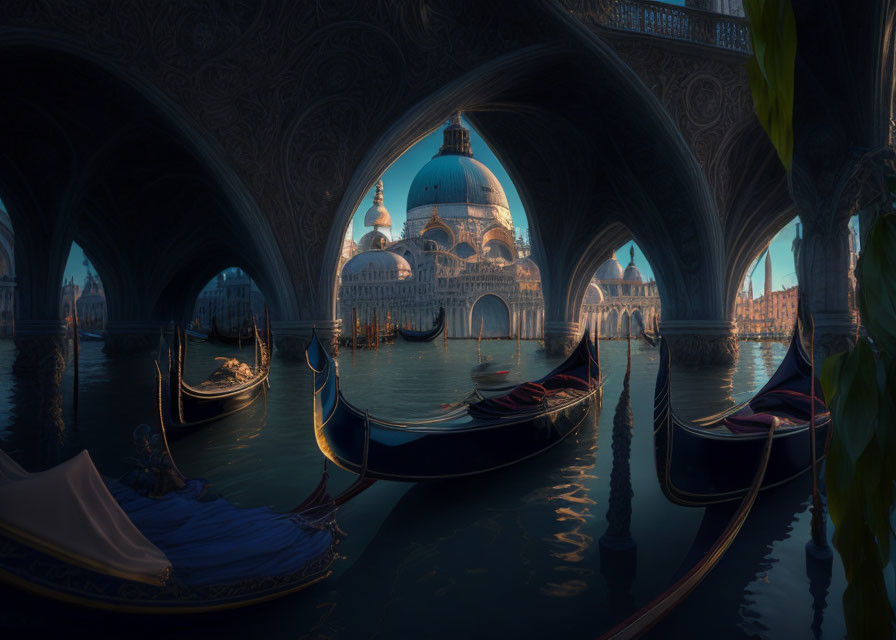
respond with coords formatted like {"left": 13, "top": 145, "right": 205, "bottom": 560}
{"left": 194, "top": 268, "right": 265, "bottom": 332}
{"left": 735, "top": 223, "right": 858, "bottom": 337}
{"left": 338, "top": 115, "right": 544, "bottom": 338}
{"left": 77, "top": 270, "right": 106, "bottom": 331}
{"left": 580, "top": 246, "right": 661, "bottom": 338}
{"left": 59, "top": 267, "right": 107, "bottom": 332}
{"left": 0, "top": 207, "right": 13, "bottom": 337}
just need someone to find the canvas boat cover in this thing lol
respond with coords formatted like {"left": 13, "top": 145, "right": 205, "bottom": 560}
{"left": 0, "top": 449, "right": 172, "bottom": 585}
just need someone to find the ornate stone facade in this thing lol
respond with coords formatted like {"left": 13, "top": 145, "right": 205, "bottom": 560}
{"left": 580, "top": 247, "right": 661, "bottom": 339}
{"left": 194, "top": 268, "right": 265, "bottom": 333}
{"left": 338, "top": 118, "right": 544, "bottom": 340}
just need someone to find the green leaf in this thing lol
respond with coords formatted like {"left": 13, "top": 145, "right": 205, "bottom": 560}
{"left": 834, "top": 340, "right": 879, "bottom": 464}
{"left": 743, "top": 0, "right": 796, "bottom": 170}
{"left": 858, "top": 213, "right": 896, "bottom": 356}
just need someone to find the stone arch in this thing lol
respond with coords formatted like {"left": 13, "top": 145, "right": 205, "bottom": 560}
{"left": 470, "top": 293, "right": 511, "bottom": 338}
{"left": 0, "top": 36, "right": 296, "bottom": 327}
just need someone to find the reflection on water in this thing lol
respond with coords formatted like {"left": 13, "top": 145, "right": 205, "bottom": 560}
{"left": 0, "top": 338, "right": 844, "bottom": 638}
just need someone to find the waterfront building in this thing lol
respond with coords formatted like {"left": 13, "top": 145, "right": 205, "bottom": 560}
{"left": 0, "top": 207, "right": 13, "bottom": 337}
{"left": 338, "top": 116, "right": 544, "bottom": 339}
{"left": 194, "top": 268, "right": 265, "bottom": 332}
{"left": 59, "top": 267, "right": 107, "bottom": 332}
{"left": 580, "top": 246, "right": 661, "bottom": 338}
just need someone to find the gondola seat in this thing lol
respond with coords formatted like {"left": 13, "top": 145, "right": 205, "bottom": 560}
{"left": 749, "top": 389, "right": 826, "bottom": 421}
{"left": 105, "top": 480, "right": 335, "bottom": 587}
{"left": 542, "top": 374, "right": 590, "bottom": 392}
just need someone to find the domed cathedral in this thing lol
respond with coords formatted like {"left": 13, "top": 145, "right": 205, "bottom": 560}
{"left": 338, "top": 114, "right": 544, "bottom": 339}
{"left": 580, "top": 246, "right": 661, "bottom": 339}
{"left": 0, "top": 206, "right": 14, "bottom": 337}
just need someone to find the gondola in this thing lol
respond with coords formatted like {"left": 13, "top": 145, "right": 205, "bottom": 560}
{"left": 77, "top": 330, "right": 104, "bottom": 342}
{"left": 210, "top": 316, "right": 254, "bottom": 345}
{"left": 160, "top": 324, "right": 270, "bottom": 435}
{"left": 184, "top": 328, "right": 208, "bottom": 342}
{"left": 397, "top": 307, "right": 445, "bottom": 343}
{"left": 0, "top": 393, "right": 338, "bottom": 613}
{"left": 306, "top": 329, "right": 601, "bottom": 481}
{"left": 653, "top": 320, "right": 829, "bottom": 506}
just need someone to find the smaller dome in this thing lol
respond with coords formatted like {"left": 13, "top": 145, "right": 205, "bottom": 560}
{"left": 623, "top": 264, "right": 642, "bottom": 283}
{"left": 342, "top": 250, "right": 412, "bottom": 280}
{"left": 584, "top": 283, "right": 604, "bottom": 305}
{"left": 358, "top": 230, "right": 389, "bottom": 252}
{"left": 623, "top": 245, "right": 642, "bottom": 282}
{"left": 363, "top": 180, "right": 391, "bottom": 228}
{"left": 595, "top": 252, "right": 624, "bottom": 281}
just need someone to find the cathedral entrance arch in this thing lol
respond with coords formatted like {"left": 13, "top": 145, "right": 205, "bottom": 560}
{"left": 470, "top": 294, "right": 510, "bottom": 338}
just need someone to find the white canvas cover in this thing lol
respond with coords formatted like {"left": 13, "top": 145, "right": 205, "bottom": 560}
{"left": 0, "top": 449, "right": 172, "bottom": 585}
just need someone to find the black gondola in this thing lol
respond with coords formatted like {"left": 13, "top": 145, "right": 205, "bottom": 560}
{"left": 184, "top": 328, "right": 208, "bottom": 342}
{"left": 653, "top": 321, "right": 829, "bottom": 506}
{"left": 306, "top": 330, "right": 601, "bottom": 481}
{"left": 397, "top": 307, "right": 445, "bottom": 343}
{"left": 160, "top": 324, "right": 270, "bottom": 435}
{"left": 0, "top": 386, "right": 338, "bottom": 614}
{"left": 210, "top": 316, "right": 254, "bottom": 345}
{"left": 77, "top": 330, "right": 104, "bottom": 342}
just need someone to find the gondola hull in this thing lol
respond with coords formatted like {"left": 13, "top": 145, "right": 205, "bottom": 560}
{"left": 309, "top": 331, "right": 600, "bottom": 481}
{"left": 170, "top": 379, "right": 268, "bottom": 434}
{"left": 317, "top": 391, "right": 595, "bottom": 481}
{"left": 654, "top": 331, "right": 829, "bottom": 506}
{"left": 0, "top": 532, "right": 333, "bottom": 613}
{"left": 397, "top": 307, "right": 445, "bottom": 343}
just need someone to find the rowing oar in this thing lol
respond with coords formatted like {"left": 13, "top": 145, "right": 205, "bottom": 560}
{"left": 595, "top": 422, "right": 777, "bottom": 639}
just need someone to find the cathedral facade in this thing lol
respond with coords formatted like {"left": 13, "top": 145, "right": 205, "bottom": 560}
{"left": 338, "top": 116, "right": 544, "bottom": 339}
{"left": 580, "top": 247, "right": 661, "bottom": 339}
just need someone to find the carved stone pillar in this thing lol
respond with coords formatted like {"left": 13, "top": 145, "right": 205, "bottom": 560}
{"left": 104, "top": 320, "right": 163, "bottom": 356}
{"left": 544, "top": 321, "right": 579, "bottom": 357}
{"left": 13, "top": 320, "right": 67, "bottom": 467}
{"left": 272, "top": 319, "right": 341, "bottom": 361}
{"left": 660, "top": 320, "right": 738, "bottom": 366}
{"left": 795, "top": 215, "right": 857, "bottom": 361}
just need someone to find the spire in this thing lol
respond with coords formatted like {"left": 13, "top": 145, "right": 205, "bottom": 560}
{"left": 437, "top": 112, "right": 473, "bottom": 157}
{"left": 373, "top": 180, "right": 384, "bottom": 206}
{"left": 764, "top": 250, "right": 773, "bottom": 298}
{"left": 629, "top": 245, "right": 636, "bottom": 265}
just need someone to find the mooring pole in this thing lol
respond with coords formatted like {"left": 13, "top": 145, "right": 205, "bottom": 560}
{"left": 72, "top": 304, "right": 80, "bottom": 424}
{"left": 352, "top": 307, "right": 357, "bottom": 354}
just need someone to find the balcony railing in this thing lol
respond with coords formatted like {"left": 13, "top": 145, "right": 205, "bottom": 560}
{"left": 563, "top": 0, "right": 752, "bottom": 54}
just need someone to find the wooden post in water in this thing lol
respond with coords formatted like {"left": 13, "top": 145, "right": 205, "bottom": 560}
{"left": 444, "top": 309, "right": 448, "bottom": 350}
{"left": 352, "top": 307, "right": 357, "bottom": 353}
{"left": 517, "top": 314, "right": 521, "bottom": 352}
{"left": 807, "top": 314, "right": 830, "bottom": 557}
{"left": 72, "top": 303, "right": 80, "bottom": 424}
{"left": 374, "top": 308, "right": 379, "bottom": 352}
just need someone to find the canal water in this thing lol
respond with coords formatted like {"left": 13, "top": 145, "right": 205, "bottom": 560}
{"left": 0, "top": 337, "right": 845, "bottom": 638}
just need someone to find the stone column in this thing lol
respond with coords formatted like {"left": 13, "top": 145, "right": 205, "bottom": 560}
{"left": 660, "top": 320, "right": 738, "bottom": 366}
{"left": 273, "top": 319, "right": 341, "bottom": 360}
{"left": 795, "top": 218, "right": 857, "bottom": 361}
{"left": 544, "top": 320, "right": 579, "bottom": 357}
{"left": 104, "top": 320, "right": 164, "bottom": 356}
{"left": 13, "top": 320, "right": 67, "bottom": 467}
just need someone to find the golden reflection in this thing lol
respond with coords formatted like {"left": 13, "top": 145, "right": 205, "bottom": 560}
{"left": 539, "top": 405, "right": 600, "bottom": 596}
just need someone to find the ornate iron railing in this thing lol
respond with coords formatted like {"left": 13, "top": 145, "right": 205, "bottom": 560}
{"left": 563, "top": 0, "right": 752, "bottom": 54}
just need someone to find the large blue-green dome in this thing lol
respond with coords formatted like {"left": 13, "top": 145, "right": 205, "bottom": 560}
{"left": 406, "top": 154, "right": 509, "bottom": 212}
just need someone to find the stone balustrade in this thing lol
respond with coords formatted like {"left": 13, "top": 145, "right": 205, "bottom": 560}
{"left": 562, "top": 0, "right": 752, "bottom": 54}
